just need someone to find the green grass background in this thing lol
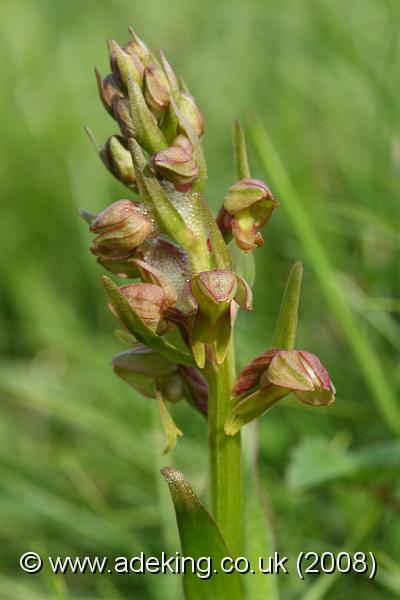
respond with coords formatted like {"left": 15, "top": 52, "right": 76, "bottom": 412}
{"left": 1, "top": 0, "right": 399, "bottom": 598}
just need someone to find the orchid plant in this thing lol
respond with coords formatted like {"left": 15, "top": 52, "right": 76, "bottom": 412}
{"left": 82, "top": 28, "right": 335, "bottom": 598}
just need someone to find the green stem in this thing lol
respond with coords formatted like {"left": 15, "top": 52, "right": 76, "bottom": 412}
{"left": 205, "top": 343, "right": 243, "bottom": 558}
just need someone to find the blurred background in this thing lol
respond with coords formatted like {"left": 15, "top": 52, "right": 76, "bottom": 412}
{"left": 1, "top": 0, "right": 400, "bottom": 598}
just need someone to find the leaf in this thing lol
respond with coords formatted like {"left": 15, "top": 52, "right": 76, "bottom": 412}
{"left": 102, "top": 276, "right": 195, "bottom": 367}
{"left": 157, "top": 391, "right": 183, "bottom": 454}
{"left": 127, "top": 76, "right": 167, "bottom": 154}
{"left": 199, "top": 195, "right": 232, "bottom": 270}
{"left": 272, "top": 261, "right": 303, "bottom": 350}
{"left": 160, "top": 467, "right": 243, "bottom": 600}
{"left": 129, "top": 139, "right": 195, "bottom": 252}
{"left": 232, "top": 120, "right": 251, "bottom": 180}
{"left": 286, "top": 437, "right": 400, "bottom": 492}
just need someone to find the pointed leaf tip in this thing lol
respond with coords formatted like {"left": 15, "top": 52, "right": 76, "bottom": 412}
{"left": 161, "top": 467, "right": 243, "bottom": 599}
{"left": 272, "top": 260, "right": 303, "bottom": 350}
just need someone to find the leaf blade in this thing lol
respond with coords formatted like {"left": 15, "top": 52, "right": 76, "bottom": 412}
{"left": 161, "top": 467, "right": 243, "bottom": 600}
{"left": 272, "top": 261, "right": 303, "bottom": 350}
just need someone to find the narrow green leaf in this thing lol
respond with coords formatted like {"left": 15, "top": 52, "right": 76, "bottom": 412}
{"left": 128, "top": 139, "right": 195, "bottom": 252}
{"left": 272, "top": 261, "right": 303, "bottom": 350}
{"left": 102, "top": 276, "right": 195, "bottom": 366}
{"left": 199, "top": 195, "right": 232, "bottom": 270}
{"left": 160, "top": 467, "right": 243, "bottom": 600}
{"left": 170, "top": 98, "right": 207, "bottom": 191}
{"left": 232, "top": 120, "right": 251, "bottom": 180}
{"left": 127, "top": 76, "right": 167, "bottom": 154}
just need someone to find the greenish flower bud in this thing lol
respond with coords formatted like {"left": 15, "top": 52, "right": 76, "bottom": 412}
{"left": 102, "top": 135, "right": 136, "bottom": 186}
{"left": 90, "top": 199, "right": 153, "bottom": 260}
{"left": 188, "top": 270, "right": 252, "bottom": 367}
{"left": 224, "top": 178, "right": 279, "bottom": 251}
{"left": 112, "top": 98, "right": 135, "bottom": 139}
{"left": 111, "top": 282, "right": 173, "bottom": 333}
{"left": 95, "top": 68, "right": 123, "bottom": 114}
{"left": 144, "top": 64, "right": 170, "bottom": 114}
{"left": 225, "top": 348, "right": 335, "bottom": 435}
{"left": 179, "top": 92, "right": 204, "bottom": 137}
{"left": 152, "top": 145, "right": 199, "bottom": 190}
{"left": 109, "top": 40, "right": 144, "bottom": 89}
{"left": 268, "top": 350, "right": 336, "bottom": 407}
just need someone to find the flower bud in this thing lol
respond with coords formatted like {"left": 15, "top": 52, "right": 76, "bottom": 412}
{"left": 95, "top": 68, "right": 123, "bottom": 114}
{"left": 109, "top": 40, "right": 144, "bottom": 89}
{"left": 179, "top": 92, "right": 204, "bottom": 137}
{"left": 225, "top": 348, "right": 335, "bottom": 435}
{"left": 224, "top": 178, "right": 279, "bottom": 251}
{"left": 152, "top": 145, "right": 199, "bottom": 190}
{"left": 102, "top": 135, "right": 136, "bottom": 187}
{"left": 112, "top": 97, "right": 135, "bottom": 139}
{"left": 267, "top": 350, "right": 336, "bottom": 406}
{"left": 90, "top": 200, "right": 153, "bottom": 260}
{"left": 188, "top": 270, "right": 252, "bottom": 366}
{"left": 112, "top": 283, "right": 173, "bottom": 333}
{"left": 144, "top": 64, "right": 170, "bottom": 114}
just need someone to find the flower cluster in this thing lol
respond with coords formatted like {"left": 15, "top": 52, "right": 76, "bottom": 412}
{"left": 81, "top": 29, "right": 335, "bottom": 452}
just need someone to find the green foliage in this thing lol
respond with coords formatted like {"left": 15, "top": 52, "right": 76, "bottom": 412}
{"left": 161, "top": 467, "right": 243, "bottom": 599}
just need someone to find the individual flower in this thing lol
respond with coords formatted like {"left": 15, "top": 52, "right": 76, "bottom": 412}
{"left": 221, "top": 178, "right": 279, "bottom": 251}
{"left": 102, "top": 135, "right": 137, "bottom": 187}
{"left": 225, "top": 348, "right": 335, "bottom": 435}
{"left": 90, "top": 199, "right": 153, "bottom": 260}
{"left": 110, "top": 282, "right": 175, "bottom": 334}
{"left": 152, "top": 145, "right": 199, "bottom": 191}
{"left": 187, "top": 269, "right": 252, "bottom": 367}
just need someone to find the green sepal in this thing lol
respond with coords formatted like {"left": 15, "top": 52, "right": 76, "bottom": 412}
{"left": 127, "top": 76, "right": 167, "bottom": 153}
{"left": 272, "top": 261, "right": 303, "bottom": 350}
{"left": 160, "top": 467, "right": 243, "bottom": 600}
{"left": 128, "top": 139, "right": 195, "bottom": 252}
{"left": 225, "top": 385, "right": 288, "bottom": 436}
{"left": 103, "top": 276, "right": 195, "bottom": 366}
{"left": 232, "top": 120, "right": 251, "bottom": 180}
